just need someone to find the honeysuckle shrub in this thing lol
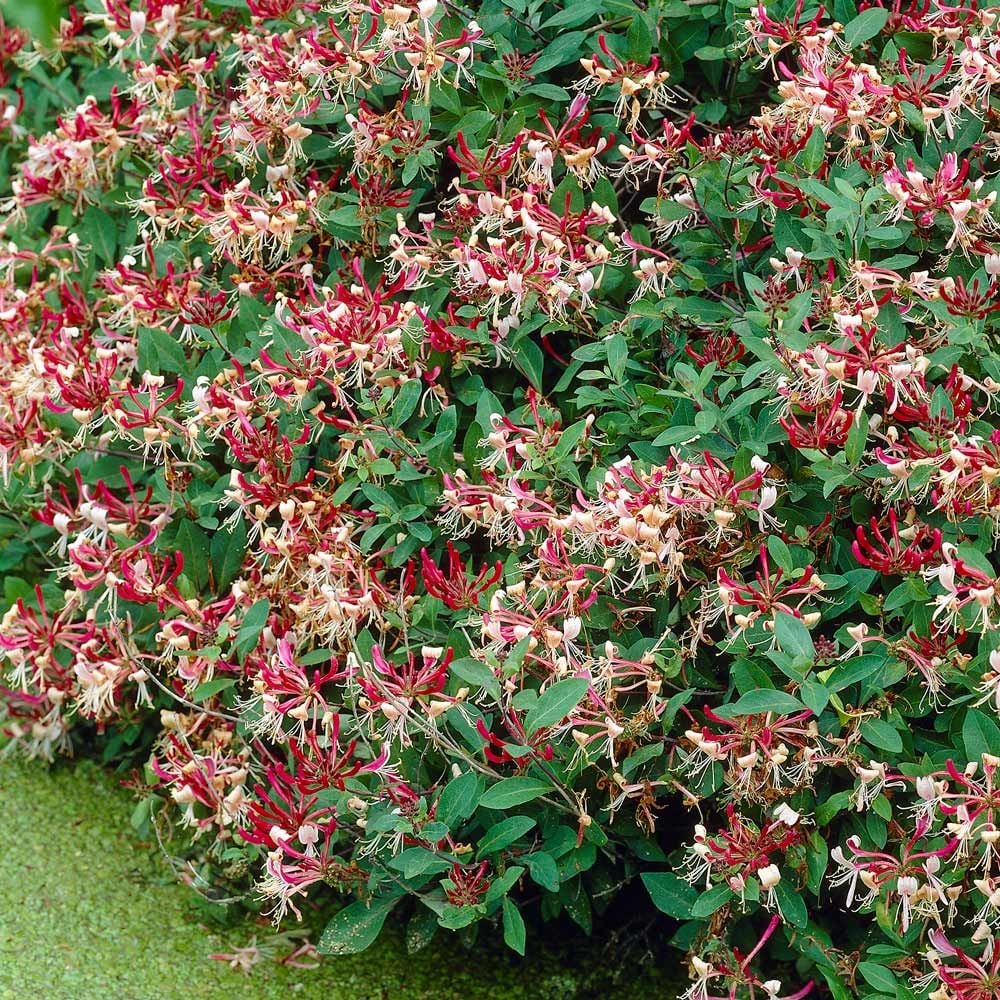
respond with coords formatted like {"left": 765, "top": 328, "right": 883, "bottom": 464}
{"left": 8, "top": 0, "right": 1000, "bottom": 995}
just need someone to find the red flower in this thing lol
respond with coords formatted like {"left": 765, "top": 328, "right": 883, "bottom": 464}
{"left": 852, "top": 511, "right": 942, "bottom": 574}
{"left": 420, "top": 543, "right": 503, "bottom": 610}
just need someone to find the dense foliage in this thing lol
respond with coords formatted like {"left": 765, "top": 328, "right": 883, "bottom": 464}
{"left": 7, "top": 0, "right": 1000, "bottom": 996}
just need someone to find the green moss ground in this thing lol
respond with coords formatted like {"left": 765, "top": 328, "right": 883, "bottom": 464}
{"left": 0, "top": 758, "right": 678, "bottom": 999}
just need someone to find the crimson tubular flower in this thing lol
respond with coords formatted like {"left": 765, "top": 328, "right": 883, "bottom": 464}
{"left": 852, "top": 511, "right": 943, "bottom": 573}
{"left": 420, "top": 542, "right": 503, "bottom": 610}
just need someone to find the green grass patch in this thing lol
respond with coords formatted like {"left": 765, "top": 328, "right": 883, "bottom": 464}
{"left": 0, "top": 758, "right": 676, "bottom": 999}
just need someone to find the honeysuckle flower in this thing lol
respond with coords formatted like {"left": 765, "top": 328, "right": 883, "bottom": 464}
{"left": 7, "top": 0, "right": 1000, "bottom": 982}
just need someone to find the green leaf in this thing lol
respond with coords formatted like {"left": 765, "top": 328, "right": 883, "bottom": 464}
{"left": 524, "top": 852, "right": 560, "bottom": 892}
{"left": 502, "top": 897, "right": 526, "bottom": 955}
{"left": 774, "top": 880, "right": 808, "bottom": 928}
{"left": 690, "top": 883, "right": 734, "bottom": 918}
{"left": 210, "top": 519, "right": 247, "bottom": 593}
{"left": 560, "top": 879, "right": 592, "bottom": 933}
{"left": 845, "top": 412, "right": 870, "bottom": 466}
{"left": 449, "top": 657, "right": 501, "bottom": 702}
{"left": 0, "top": 0, "right": 61, "bottom": 42}
{"left": 478, "top": 815, "right": 537, "bottom": 858}
{"left": 857, "top": 962, "right": 897, "bottom": 994}
{"left": 806, "top": 832, "right": 829, "bottom": 894}
{"left": 388, "top": 847, "right": 451, "bottom": 879}
{"left": 235, "top": 599, "right": 271, "bottom": 663}
{"left": 405, "top": 906, "right": 438, "bottom": 954}
{"left": 531, "top": 32, "right": 588, "bottom": 73}
{"left": 81, "top": 206, "right": 118, "bottom": 265}
{"left": 550, "top": 419, "right": 589, "bottom": 463}
{"left": 524, "top": 84, "right": 571, "bottom": 101}
{"left": 515, "top": 337, "right": 545, "bottom": 390}
{"left": 479, "top": 777, "right": 552, "bottom": 810}
{"left": 820, "top": 968, "right": 853, "bottom": 1000}
{"left": 859, "top": 718, "right": 903, "bottom": 754}
{"left": 651, "top": 425, "right": 699, "bottom": 447}
{"left": 436, "top": 770, "right": 481, "bottom": 829}
{"left": 523, "top": 677, "right": 590, "bottom": 735}
{"left": 503, "top": 635, "right": 533, "bottom": 676}
{"left": 325, "top": 204, "right": 361, "bottom": 228}
{"left": 476, "top": 75, "right": 507, "bottom": 115}
{"left": 454, "top": 110, "right": 496, "bottom": 136}
{"left": 318, "top": 896, "right": 399, "bottom": 955}
{"left": 641, "top": 872, "right": 696, "bottom": 918}
{"left": 842, "top": 7, "right": 890, "bottom": 47}
{"left": 473, "top": 388, "right": 504, "bottom": 436}
{"left": 625, "top": 10, "right": 653, "bottom": 62}
{"left": 400, "top": 151, "right": 423, "bottom": 185}
{"left": 956, "top": 543, "right": 996, "bottom": 580}
{"left": 621, "top": 742, "right": 664, "bottom": 777}
{"left": 437, "top": 903, "right": 481, "bottom": 930}
{"left": 2, "top": 576, "right": 32, "bottom": 604}
{"left": 816, "top": 790, "right": 851, "bottom": 825}
{"left": 826, "top": 653, "right": 886, "bottom": 692}
{"left": 541, "top": 0, "right": 604, "bottom": 28}
{"left": 606, "top": 334, "right": 628, "bottom": 383}
{"left": 484, "top": 866, "right": 524, "bottom": 909}
{"left": 191, "top": 677, "right": 236, "bottom": 702}
{"left": 963, "top": 708, "right": 1000, "bottom": 761}
{"left": 130, "top": 793, "right": 162, "bottom": 838}
{"left": 299, "top": 648, "right": 334, "bottom": 666}
{"left": 426, "top": 405, "right": 458, "bottom": 465}
{"left": 723, "top": 689, "right": 806, "bottom": 716}
{"left": 766, "top": 536, "right": 793, "bottom": 573}
{"left": 389, "top": 379, "right": 422, "bottom": 426}
{"left": 800, "top": 127, "right": 826, "bottom": 174}
{"left": 138, "top": 327, "right": 190, "bottom": 378}
{"left": 774, "top": 612, "right": 815, "bottom": 660}
{"left": 799, "top": 679, "right": 830, "bottom": 717}
{"left": 692, "top": 45, "right": 727, "bottom": 62}
{"left": 174, "top": 521, "right": 210, "bottom": 589}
